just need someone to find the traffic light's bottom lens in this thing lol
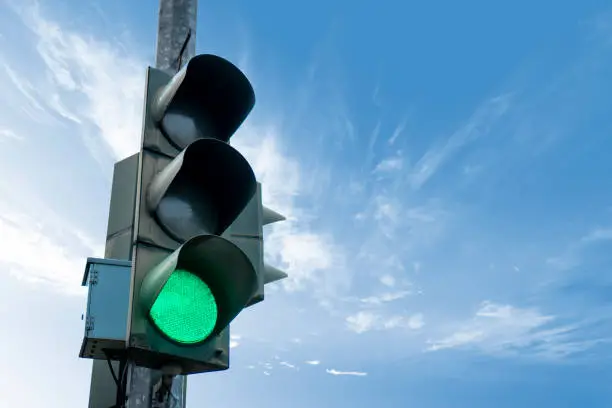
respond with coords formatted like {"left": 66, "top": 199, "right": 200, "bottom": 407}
{"left": 149, "top": 269, "right": 218, "bottom": 344}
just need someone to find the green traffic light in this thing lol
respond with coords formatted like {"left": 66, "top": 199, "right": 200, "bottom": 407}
{"left": 149, "top": 269, "right": 218, "bottom": 345}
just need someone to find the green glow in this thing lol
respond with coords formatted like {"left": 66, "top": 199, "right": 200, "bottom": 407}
{"left": 149, "top": 269, "right": 218, "bottom": 344}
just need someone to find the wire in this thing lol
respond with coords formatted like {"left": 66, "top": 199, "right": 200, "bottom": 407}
{"left": 118, "top": 358, "right": 130, "bottom": 404}
{"left": 102, "top": 349, "right": 130, "bottom": 408}
{"left": 175, "top": 28, "right": 192, "bottom": 71}
{"left": 103, "top": 350, "right": 120, "bottom": 387}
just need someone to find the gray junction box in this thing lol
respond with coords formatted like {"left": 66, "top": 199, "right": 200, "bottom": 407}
{"left": 80, "top": 257, "right": 132, "bottom": 360}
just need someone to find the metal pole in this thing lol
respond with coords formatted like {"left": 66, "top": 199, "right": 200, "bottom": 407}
{"left": 155, "top": 0, "right": 198, "bottom": 73}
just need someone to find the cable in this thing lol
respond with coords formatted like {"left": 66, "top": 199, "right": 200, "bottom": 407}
{"left": 103, "top": 349, "right": 120, "bottom": 387}
{"left": 102, "top": 349, "right": 130, "bottom": 408}
{"left": 117, "top": 358, "right": 130, "bottom": 405}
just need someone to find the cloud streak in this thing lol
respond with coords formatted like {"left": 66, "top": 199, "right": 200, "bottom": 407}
{"left": 346, "top": 311, "right": 424, "bottom": 333}
{"left": 326, "top": 369, "right": 367, "bottom": 377}
{"left": 0, "top": 186, "right": 102, "bottom": 295}
{"left": 408, "top": 93, "right": 514, "bottom": 190}
{"left": 8, "top": 1, "right": 145, "bottom": 162}
{"left": 547, "top": 225, "right": 612, "bottom": 271}
{"left": 426, "top": 301, "right": 603, "bottom": 360}
{"left": 0, "top": 128, "right": 22, "bottom": 141}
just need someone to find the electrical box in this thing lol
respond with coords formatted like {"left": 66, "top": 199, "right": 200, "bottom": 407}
{"left": 79, "top": 257, "right": 132, "bottom": 360}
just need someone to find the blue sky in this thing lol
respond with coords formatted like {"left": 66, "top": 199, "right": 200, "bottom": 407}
{"left": 1, "top": 0, "right": 612, "bottom": 406}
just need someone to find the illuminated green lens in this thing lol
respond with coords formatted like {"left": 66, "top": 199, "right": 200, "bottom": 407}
{"left": 149, "top": 269, "right": 218, "bottom": 344}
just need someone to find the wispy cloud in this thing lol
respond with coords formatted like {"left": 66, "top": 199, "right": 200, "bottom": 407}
{"left": 427, "top": 301, "right": 601, "bottom": 360}
{"left": 279, "top": 361, "right": 297, "bottom": 369}
{"left": 373, "top": 153, "right": 403, "bottom": 173}
{"left": 305, "top": 360, "right": 321, "bottom": 365}
{"left": 409, "top": 93, "right": 514, "bottom": 190}
{"left": 379, "top": 274, "right": 396, "bottom": 287}
{"left": 346, "top": 311, "right": 424, "bottom": 333}
{"left": 547, "top": 226, "right": 612, "bottom": 271}
{"left": 0, "top": 186, "right": 102, "bottom": 295}
{"left": 360, "top": 291, "right": 412, "bottom": 305}
{"left": 367, "top": 194, "right": 446, "bottom": 242}
{"left": 0, "top": 128, "right": 22, "bottom": 141}
{"left": 581, "top": 227, "right": 612, "bottom": 243}
{"left": 388, "top": 117, "right": 406, "bottom": 145}
{"left": 7, "top": 1, "right": 145, "bottom": 162}
{"left": 1, "top": 62, "right": 52, "bottom": 120}
{"left": 365, "top": 120, "right": 381, "bottom": 166}
{"left": 326, "top": 368, "right": 367, "bottom": 377}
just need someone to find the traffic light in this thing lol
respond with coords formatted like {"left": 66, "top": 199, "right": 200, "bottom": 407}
{"left": 127, "top": 54, "right": 272, "bottom": 375}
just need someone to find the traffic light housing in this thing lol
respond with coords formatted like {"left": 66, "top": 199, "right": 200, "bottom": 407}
{"left": 127, "top": 54, "right": 268, "bottom": 375}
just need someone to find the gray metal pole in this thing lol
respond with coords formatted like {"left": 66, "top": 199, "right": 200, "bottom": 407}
{"left": 155, "top": 0, "right": 198, "bottom": 73}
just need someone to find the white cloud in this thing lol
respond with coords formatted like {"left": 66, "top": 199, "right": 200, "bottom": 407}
{"left": 428, "top": 330, "right": 484, "bottom": 351}
{"left": 279, "top": 361, "right": 296, "bottom": 369}
{"left": 1, "top": 62, "right": 53, "bottom": 122}
{"left": 388, "top": 118, "right": 406, "bottom": 145}
{"left": 346, "top": 311, "right": 378, "bottom": 333}
{"left": 305, "top": 360, "right": 321, "bottom": 365}
{"left": 373, "top": 155, "right": 403, "bottom": 173}
{"left": 360, "top": 291, "right": 411, "bottom": 305}
{"left": 546, "top": 253, "right": 579, "bottom": 271}
{"left": 426, "top": 301, "right": 582, "bottom": 358}
{"left": 409, "top": 93, "right": 513, "bottom": 190}
{"left": 384, "top": 313, "right": 425, "bottom": 330}
{"left": 9, "top": 2, "right": 145, "bottom": 162}
{"left": 368, "top": 194, "right": 445, "bottom": 244}
{"left": 371, "top": 195, "right": 404, "bottom": 239}
{"left": 379, "top": 274, "right": 396, "bottom": 287}
{"left": 0, "top": 197, "right": 102, "bottom": 295}
{"left": 326, "top": 369, "right": 367, "bottom": 377}
{"left": 581, "top": 227, "right": 612, "bottom": 243}
{"left": 275, "top": 231, "right": 342, "bottom": 291}
{"left": 365, "top": 121, "right": 381, "bottom": 165}
{"left": 346, "top": 311, "right": 425, "bottom": 333}
{"left": 230, "top": 340, "right": 240, "bottom": 349}
{"left": 0, "top": 128, "right": 23, "bottom": 141}
{"left": 374, "top": 195, "right": 401, "bottom": 223}
{"left": 547, "top": 225, "right": 612, "bottom": 271}
{"left": 407, "top": 313, "right": 425, "bottom": 329}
